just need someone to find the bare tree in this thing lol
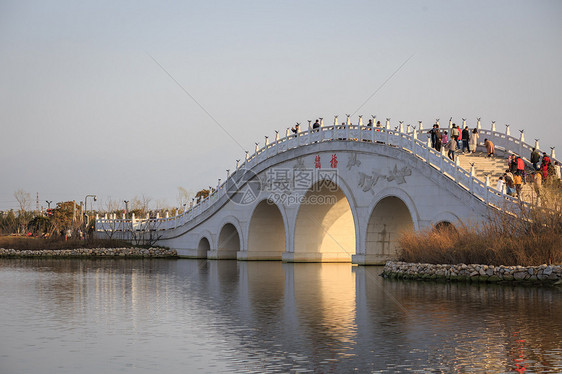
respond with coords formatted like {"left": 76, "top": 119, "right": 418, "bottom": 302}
{"left": 176, "top": 186, "right": 193, "bottom": 210}
{"left": 14, "top": 189, "right": 31, "bottom": 214}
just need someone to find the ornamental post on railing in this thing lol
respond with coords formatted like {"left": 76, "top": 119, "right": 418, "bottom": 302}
{"left": 245, "top": 150, "right": 249, "bottom": 161}
{"left": 485, "top": 174, "right": 490, "bottom": 204}
{"left": 491, "top": 121, "right": 496, "bottom": 132}
{"left": 426, "top": 137, "right": 431, "bottom": 161}
{"left": 406, "top": 124, "right": 411, "bottom": 133}
{"left": 454, "top": 157, "right": 460, "bottom": 181}
{"left": 307, "top": 122, "right": 312, "bottom": 144}
{"left": 386, "top": 118, "right": 391, "bottom": 144}
{"left": 399, "top": 121, "right": 404, "bottom": 134}
{"left": 255, "top": 142, "right": 259, "bottom": 155}
{"left": 345, "top": 114, "right": 350, "bottom": 139}
{"left": 439, "top": 146, "right": 445, "bottom": 170}
{"left": 477, "top": 117, "right": 481, "bottom": 130}
{"left": 334, "top": 115, "right": 338, "bottom": 127}
{"left": 418, "top": 120, "right": 423, "bottom": 131}
{"left": 346, "top": 114, "right": 351, "bottom": 125}
{"left": 104, "top": 213, "right": 107, "bottom": 219}
{"left": 411, "top": 128, "right": 417, "bottom": 154}
{"left": 534, "top": 139, "right": 540, "bottom": 151}
{"left": 462, "top": 118, "right": 466, "bottom": 130}
{"left": 505, "top": 124, "right": 510, "bottom": 151}
{"left": 470, "top": 164, "right": 476, "bottom": 193}
{"left": 551, "top": 147, "right": 556, "bottom": 159}
{"left": 319, "top": 117, "right": 324, "bottom": 127}
{"left": 285, "top": 128, "right": 290, "bottom": 139}
{"left": 358, "top": 115, "right": 363, "bottom": 126}
{"left": 156, "top": 212, "right": 160, "bottom": 219}
{"left": 519, "top": 130, "right": 524, "bottom": 156}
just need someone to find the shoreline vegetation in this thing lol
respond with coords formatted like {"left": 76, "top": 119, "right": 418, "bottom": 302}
{"left": 0, "top": 237, "right": 177, "bottom": 258}
{"left": 398, "top": 184, "right": 562, "bottom": 267}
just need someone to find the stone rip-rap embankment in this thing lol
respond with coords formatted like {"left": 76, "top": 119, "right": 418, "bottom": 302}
{"left": 0, "top": 247, "right": 177, "bottom": 258}
{"left": 382, "top": 261, "right": 562, "bottom": 285}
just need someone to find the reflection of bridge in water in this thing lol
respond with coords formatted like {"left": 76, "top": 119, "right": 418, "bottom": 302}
{"left": 96, "top": 117, "right": 558, "bottom": 264}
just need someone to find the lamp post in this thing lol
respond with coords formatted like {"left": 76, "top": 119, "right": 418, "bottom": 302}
{"left": 45, "top": 200, "right": 52, "bottom": 209}
{"left": 123, "top": 200, "right": 129, "bottom": 218}
{"left": 84, "top": 194, "right": 97, "bottom": 229}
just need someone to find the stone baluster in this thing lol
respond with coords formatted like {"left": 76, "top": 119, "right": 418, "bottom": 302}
{"left": 491, "top": 121, "right": 496, "bottom": 132}
{"left": 418, "top": 120, "right": 423, "bottom": 131}
{"left": 411, "top": 129, "right": 417, "bottom": 154}
{"left": 505, "top": 124, "right": 510, "bottom": 152}
{"left": 122, "top": 213, "right": 125, "bottom": 220}
{"left": 470, "top": 164, "right": 476, "bottom": 193}
{"left": 386, "top": 118, "right": 391, "bottom": 144}
{"left": 334, "top": 115, "right": 338, "bottom": 127}
{"left": 319, "top": 117, "right": 324, "bottom": 127}
{"left": 426, "top": 137, "right": 431, "bottom": 161}
{"left": 236, "top": 159, "right": 240, "bottom": 169}
{"left": 519, "top": 130, "right": 524, "bottom": 156}
{"left": 346, "top": 114, "right": 351, "bottom": 125}
{"left": 406, "top": 124, "right": 411, "bottom": 133}
{"left": 358, "top": 115, "right": 363, "bottom": 126}
{"left": 255, "top": 142, "right": 259, "bottom": 154}
{"left": 534, "top": 139, "right": 540, "bottom": 151}
{"left": 485, "top": 175, "right": 490, "bottom": 204}
{"left": 399, "top": 121, "right": 404, "bottom": 133}
{"left": 265, "top": 135, "right": 269, "bottom": 146}
{"left": 477, "top": 117, "right": 481, "bottom": 129}
{"left": 245, "top": 150, "right": 249, "bottom": 161}
{"left": 551, "top": 147, "right": 556, "bottom": 159}
{"left": 226, "top": 169, "right": 230, "bottom": 180}
{"left": 454, "top": 157, "right": 460, "bottom": 181}
{"left": 286, "top": 127, "right": 290, "bottom": 138}
{"left": 217, "top": 178, "right": 221, "bottom": 192}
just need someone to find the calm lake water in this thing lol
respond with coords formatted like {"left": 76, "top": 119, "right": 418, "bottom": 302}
{"left": 0, "top": 258, "right": 561, "bottom": 373}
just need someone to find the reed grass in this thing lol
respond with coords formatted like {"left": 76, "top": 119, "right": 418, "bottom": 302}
{"left": 399, "top": 185, "right": 562, "bottom": 266}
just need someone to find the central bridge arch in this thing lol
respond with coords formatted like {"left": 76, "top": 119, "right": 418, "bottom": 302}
{"left": 286, "top": 180, "right": 357, "bottom": 262}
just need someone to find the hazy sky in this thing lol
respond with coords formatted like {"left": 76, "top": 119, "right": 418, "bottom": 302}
{"left": 1, "top": 0, "right": 561, "bottom": 211}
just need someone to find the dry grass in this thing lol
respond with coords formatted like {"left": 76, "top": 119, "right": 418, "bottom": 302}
{"left": 0, "top": 236, "right": 132, "bottom": 251}
{"left": 399, "top": 185, "right": 562, "bottom": 266}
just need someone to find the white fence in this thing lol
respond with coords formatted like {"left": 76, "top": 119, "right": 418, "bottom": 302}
{"left": 96, "top": 119, "right": 557, "bottom": 233}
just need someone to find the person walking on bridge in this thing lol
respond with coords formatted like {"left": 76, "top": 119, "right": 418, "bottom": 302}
{"left": 470, "top": 128, "right": 479, "bottom": 153}
{"left": 446, "top": 137, "right": 457, "bottom": 161}
{"left": 484, "top": 138, "right": 495, "bottom": 157}
{"left": 462, "top": 126, "right": 470, "bottom": 153}
{"left": 530, "top": 148, "right": 540, "bottom": 170}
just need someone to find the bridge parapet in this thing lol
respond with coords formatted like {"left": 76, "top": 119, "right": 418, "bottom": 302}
{"left": 96, "top": 117, "right": 557, "bottom": 234}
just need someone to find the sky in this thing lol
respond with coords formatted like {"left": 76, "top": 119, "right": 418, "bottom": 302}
{"left": 1, "top": 0, "right": 561, "bottom": 212}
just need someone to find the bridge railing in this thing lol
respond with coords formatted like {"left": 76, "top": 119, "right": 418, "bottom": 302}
{"left": 96, "top": 118, "right": 556, "bottom": 233}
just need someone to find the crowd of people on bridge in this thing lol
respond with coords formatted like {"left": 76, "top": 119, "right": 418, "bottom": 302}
{"left": 497, "top": 149, "right": 560, "bottom": 199}
{"left": 428, "top": 123, "right": 494, "bottom": 161}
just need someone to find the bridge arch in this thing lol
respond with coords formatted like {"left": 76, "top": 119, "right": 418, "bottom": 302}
{"left": 242, "top": 199, "right": 287, "bottom": 260}
{"left": 208, "top": 217, "right": 243, "bottom": 260}
{"left": 196, "top": 234, "right": 212, "bottom": 258}
{"left": 365, "top": 190, "right": 416, "bottom": 263}
{"left": 288, "top": 179, "right": 358, "bottom": 262}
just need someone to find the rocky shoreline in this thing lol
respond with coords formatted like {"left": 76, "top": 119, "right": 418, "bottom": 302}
{"left": 0, "top": 247, "right": 178, "bottom": 258}
{"left": 382, "top": 261, "right": 562, "bottom": 285}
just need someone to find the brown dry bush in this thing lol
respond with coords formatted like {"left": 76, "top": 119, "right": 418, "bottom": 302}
{"left": 398, "top": 184, "right": 562, "bottom": 266}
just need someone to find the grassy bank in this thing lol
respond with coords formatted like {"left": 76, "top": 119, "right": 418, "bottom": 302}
{"left": 0, "top": 236, "right": 133, "bottom": 251}
{"left": 399, "top": 187, "right": 562, "bottom": 267}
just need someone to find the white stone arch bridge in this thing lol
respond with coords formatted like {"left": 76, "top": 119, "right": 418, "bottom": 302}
{"left": 96, "top": 117, "right": 558, "bottom": 265}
